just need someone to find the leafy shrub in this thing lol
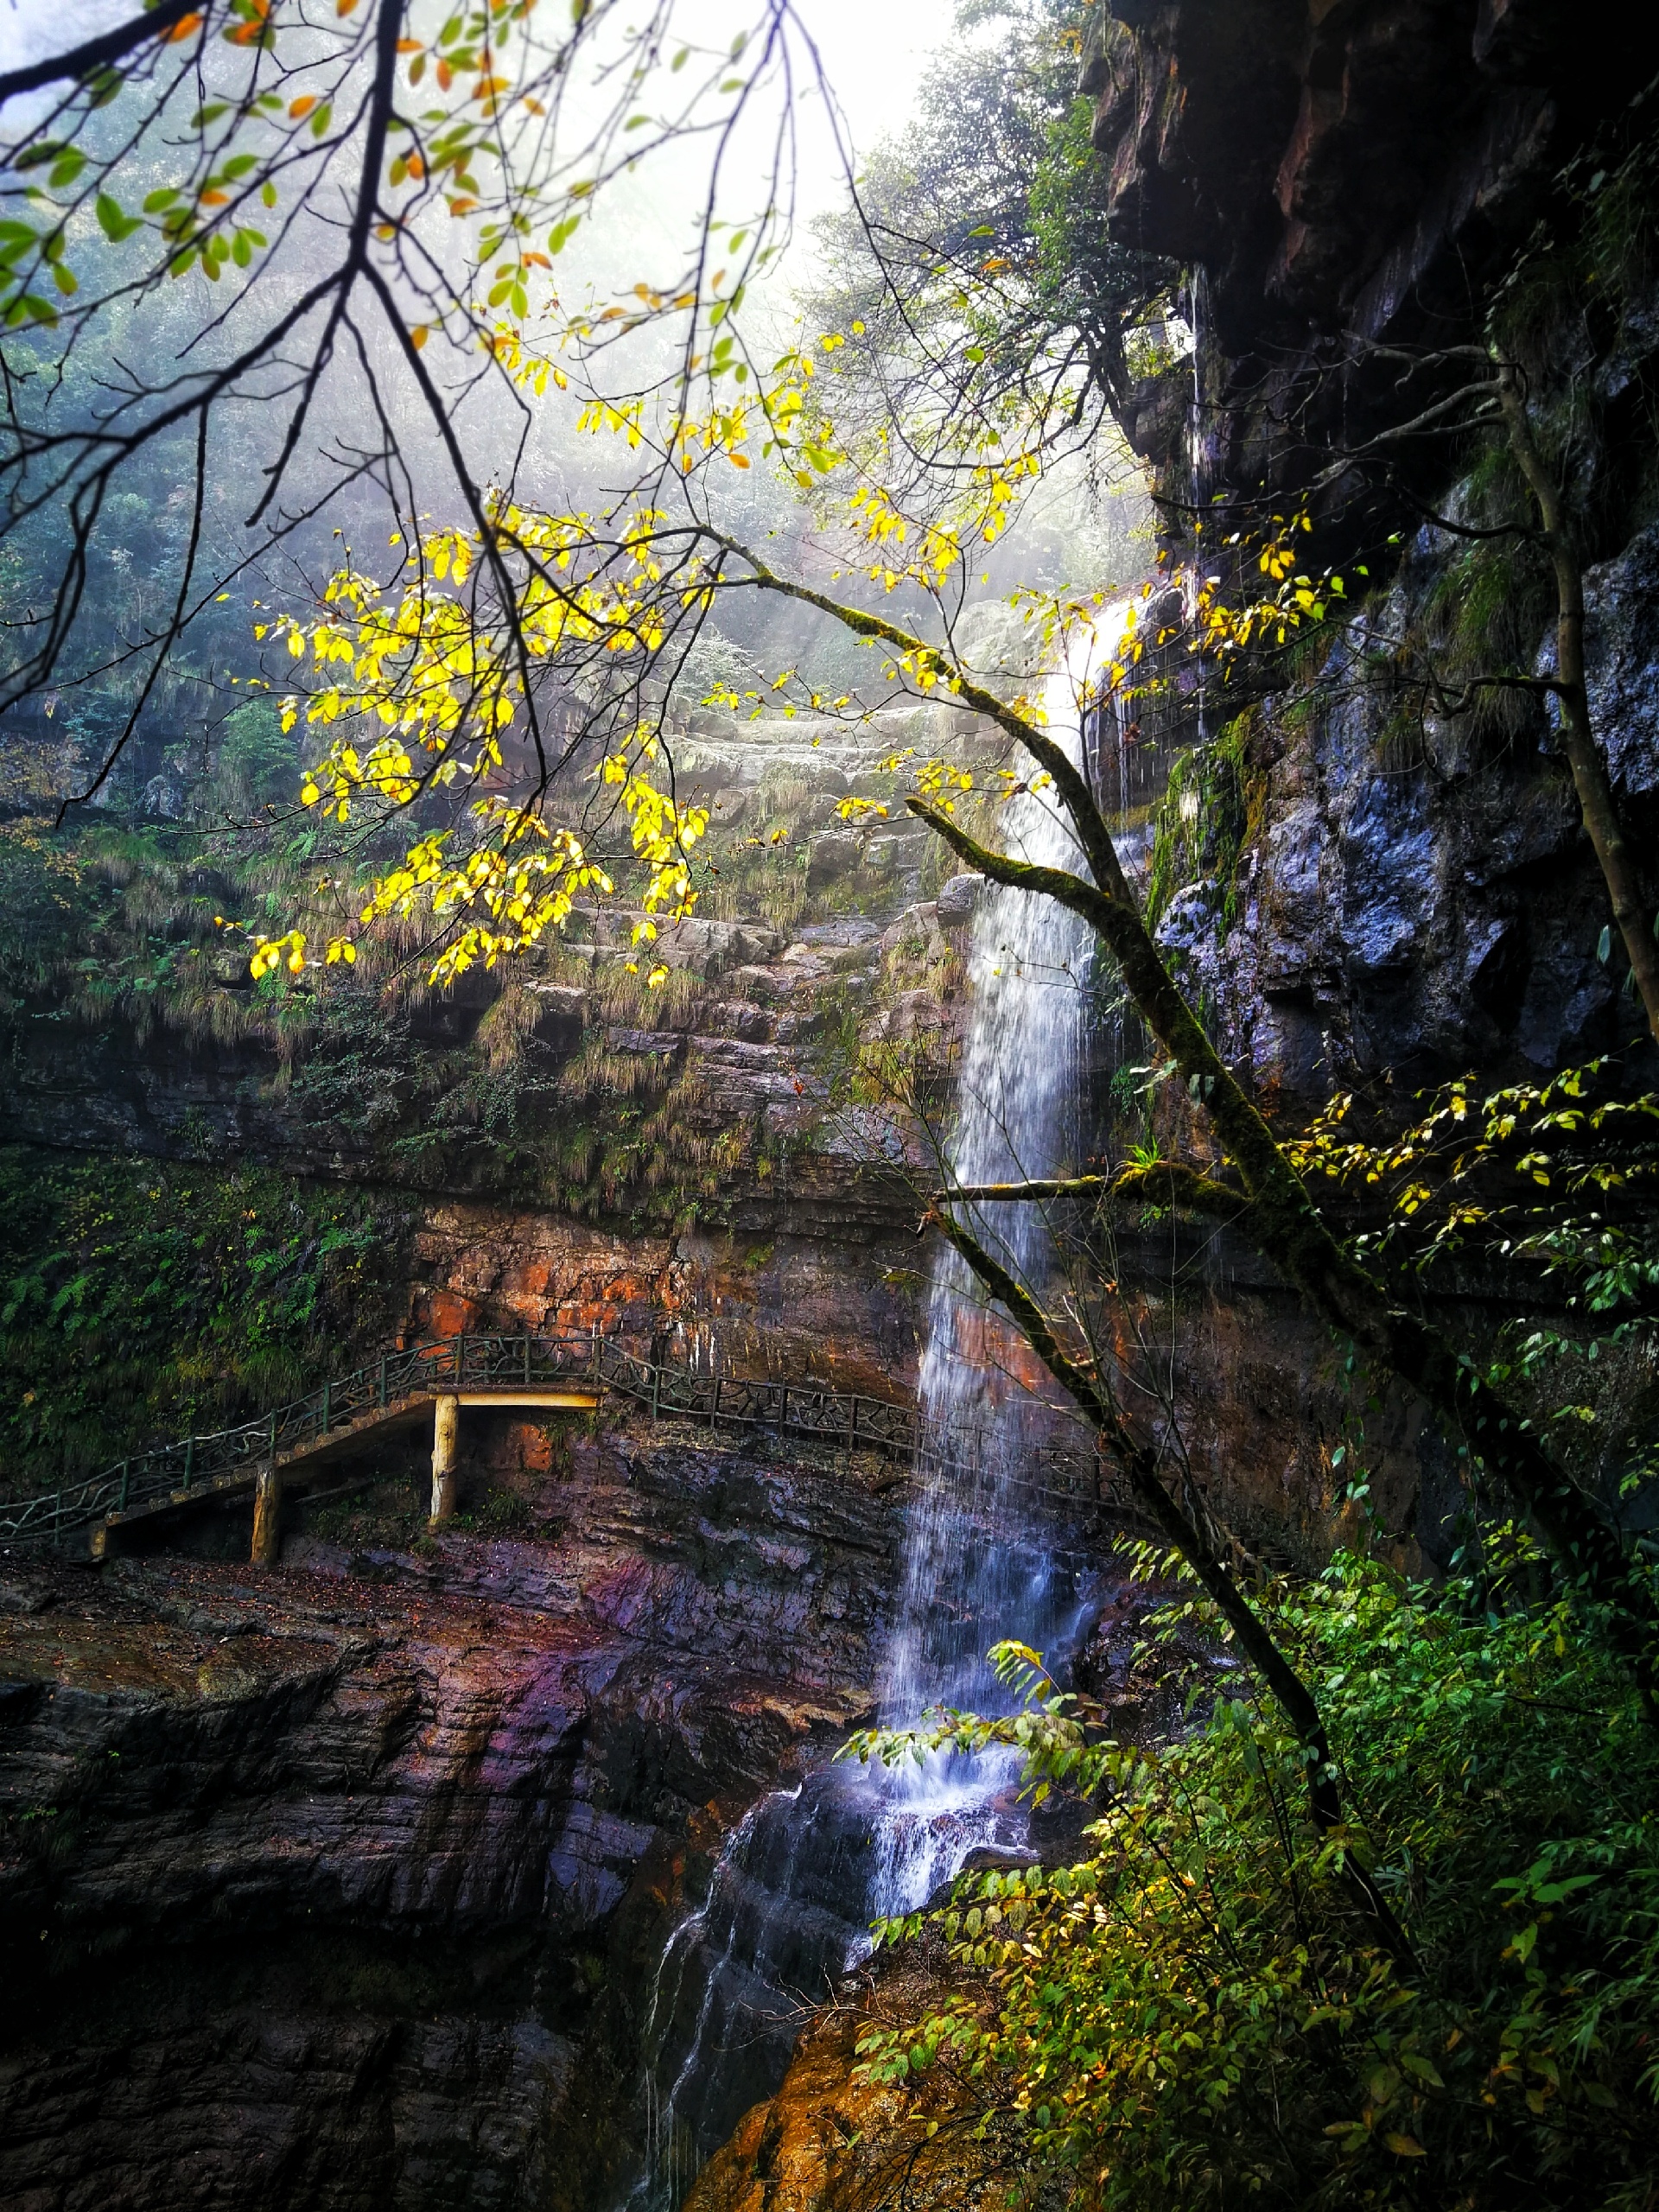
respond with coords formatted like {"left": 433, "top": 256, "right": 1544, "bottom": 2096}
{"left": 849, "top": 1549, "right": 1659, "bottom": 2210}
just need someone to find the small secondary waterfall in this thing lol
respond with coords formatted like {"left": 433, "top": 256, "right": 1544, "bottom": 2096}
{"left": 623, "top": 629, "right": 1111, "bottom": 2211}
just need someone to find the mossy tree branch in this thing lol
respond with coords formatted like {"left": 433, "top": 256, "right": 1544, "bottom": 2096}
{"left": 940, "top": 1165, "right": 1249, "bottom": 1217}
{"left": 911, "top": 790, "right": 1657, "bottom": 1691}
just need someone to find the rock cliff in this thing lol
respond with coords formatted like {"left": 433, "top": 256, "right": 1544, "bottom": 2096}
{"left": 0, "top": 1420, "right": 906, "bottom": 2209}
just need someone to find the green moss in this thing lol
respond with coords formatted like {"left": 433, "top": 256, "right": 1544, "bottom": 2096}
{"left": 1142, "top": 711, "right": 1262, "bottom": 934}
{"left": 0, "top": 1148, "right": 413, "bottom": 1491}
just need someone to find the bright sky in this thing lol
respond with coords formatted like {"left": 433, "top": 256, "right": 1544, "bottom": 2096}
{"left": 1, "top": 0, "right": 957, "bottom": 152}
{"left": 792, "top": 0, "right": 956, "bottom": 156}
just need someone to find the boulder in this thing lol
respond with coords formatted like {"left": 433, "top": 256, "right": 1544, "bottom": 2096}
{"left": 936, "top": 874, "right": 982, "bottom": 928}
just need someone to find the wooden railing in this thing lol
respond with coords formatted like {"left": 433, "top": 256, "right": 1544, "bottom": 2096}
{"left": 0, "top": 1329, "right": 1109, "bottom": 1551}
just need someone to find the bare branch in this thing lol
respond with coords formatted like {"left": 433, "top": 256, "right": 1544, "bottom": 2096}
{"left": 0, "top": 0, "right": 203, "bottom": 103}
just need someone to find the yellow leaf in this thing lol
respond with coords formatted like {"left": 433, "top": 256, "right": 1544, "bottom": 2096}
{"left": 1383, "top": 2134, "right": 1425, "bottom": 2158}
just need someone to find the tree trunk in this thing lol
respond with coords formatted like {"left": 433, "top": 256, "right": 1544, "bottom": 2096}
{"left": 429, "top": 1393, "right": 459, "bottom": 1522}
{"left": 1497, "top": 362, "right": 1659, "bottom": 1046}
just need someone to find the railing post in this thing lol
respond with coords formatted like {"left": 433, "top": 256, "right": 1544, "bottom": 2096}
{"left": 378, "top": 1355, "right": 387, "bottom": 1409}
{"left": 429, "top": 1395, "right": 460, "bottom": 1523}
{"left": 709, "top": 1376, "right": 721, "bottom": 1430}
{"left": 778, "top": 1384, "right": 788, "bottom": 1434}
{"left": 182, "top": 1439, "right": 193, "bottom": 1493}
{"left": 848, "top": 1397, "right": 858, "bottom": 1452}
{"left": 650, "top": 1358, "right": 661, "bottom": 1421}
{"left": 54, "top": 1487, "right": 62, "bottom": 1548}
{"left": 524, "top": 1334, "right": 531, "bottom": 1388}
{"left": 321, "top": 1380, "right": 330, "bottom": 1436}
{"left": 119, "top": 1460, "right": 130, "bottom": 1512}
{"left": 251, "top": 1409, "right": 282, "bottom": 1567}
{"left": 458, "top": 1332, "right": 467, "bottom": 1389}
{"left": 590, "top": 1322, "right": 601, "bottom": 1385}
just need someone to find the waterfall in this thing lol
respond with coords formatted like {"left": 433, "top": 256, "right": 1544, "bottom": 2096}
{"left": 620, "top": 624, "right": 1113, "bottom": 2211}
{"left": 865, "top": 628, "right": 1102, "bottom": 1918}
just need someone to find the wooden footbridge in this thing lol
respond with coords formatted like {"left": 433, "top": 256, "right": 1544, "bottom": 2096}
{"left": 0, "top": 1331, "right": 1109, "bottom": 1562}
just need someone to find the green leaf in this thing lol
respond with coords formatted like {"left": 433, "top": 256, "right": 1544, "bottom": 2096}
{"left": 143, "top": 188, "right": 181, "bottom": 213}
{"left": 95, "top": 193, "right": 142, "bottom": 243}
{"left": 48, "top": 151, "right": 86, "bottom": 190}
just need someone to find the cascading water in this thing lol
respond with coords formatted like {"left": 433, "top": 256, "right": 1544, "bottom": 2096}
{"left": 865, "top": 627, "right": 1104, "bottom": 1918}
{"left": 621, "top": 627, "right": 1116, "bottom": 2211}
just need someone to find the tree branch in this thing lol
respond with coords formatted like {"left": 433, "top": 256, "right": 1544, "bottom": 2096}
{"left": 0, "top": 0, "right": 204, "bottom": 102}
{"left": 939, "top": 1164, "right": 1249, "bottom": 1217}
{"left": 930, "top": 1200, "right": 1415, "bottom": 1965}
{"left": 899, "top": 791, "right": 1659, "bottom": 1696}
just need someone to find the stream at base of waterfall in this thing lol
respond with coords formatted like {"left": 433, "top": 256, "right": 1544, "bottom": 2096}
{"left": 621, "top": 623, "right": 1123, "bottom": 2212}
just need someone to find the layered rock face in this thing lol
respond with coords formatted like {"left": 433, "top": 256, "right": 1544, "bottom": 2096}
{"left": 0, "top": 1420, "right": 906, "bottom": 2210}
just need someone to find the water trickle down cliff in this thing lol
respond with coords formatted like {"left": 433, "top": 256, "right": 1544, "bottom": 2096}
{"left": 618, "top": 639, "right": 1114, "bottom": 2212}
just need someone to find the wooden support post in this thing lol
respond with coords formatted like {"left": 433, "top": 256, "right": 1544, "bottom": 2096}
{"left": 429, "top": 1394, "right": 460, "bottom": 1523}
{"left": 251, "top": 1411, "right": 282, "bottom": 1567}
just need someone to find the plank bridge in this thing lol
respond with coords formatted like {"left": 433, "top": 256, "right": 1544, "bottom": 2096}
{"left": 0, "top": 1330, "right": 1109, "bottom": 1562}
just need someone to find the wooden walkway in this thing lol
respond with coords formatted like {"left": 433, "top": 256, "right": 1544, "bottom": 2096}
{"left": 0, "top": 1330, "right": 1109, "bottom": 1557}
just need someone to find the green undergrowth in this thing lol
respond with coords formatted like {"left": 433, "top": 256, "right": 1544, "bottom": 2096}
{"left": 852, "top": 1547, "right": 1659, "bottom": 2212}
{"left": 0, "top": 1147, "right": 413, "bottom": 1492}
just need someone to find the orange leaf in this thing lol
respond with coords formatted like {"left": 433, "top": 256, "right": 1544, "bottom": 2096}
{"left": 289, "top": 94, "right": 317, "bottom": 119}
{"left": 405, "top": 151, "right": 424, "bottom": 180}
{"left": 411, "top": 324, "right": 429, "bottom": 350}
{"left": 396, "top": 39, "right": 424, "bottom": 54}
{"left": 436, "top": 57, "right": 453, "bottom": 88}
{"left": 338, "top": 0, "right": 359, "bottom": 14}
{"left": 165, "top": 11, "right": 203, "bottom": 39}
{"left": 200, "top": 188, "right": 229, "bottom": 206}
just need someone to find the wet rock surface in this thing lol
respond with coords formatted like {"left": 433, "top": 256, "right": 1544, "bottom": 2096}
{"left": 682, "top": 1970, "right": 1009, "bottom": 2212}
{"left": 0, "top": 1425, "right": 906, "bottom": 2211}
